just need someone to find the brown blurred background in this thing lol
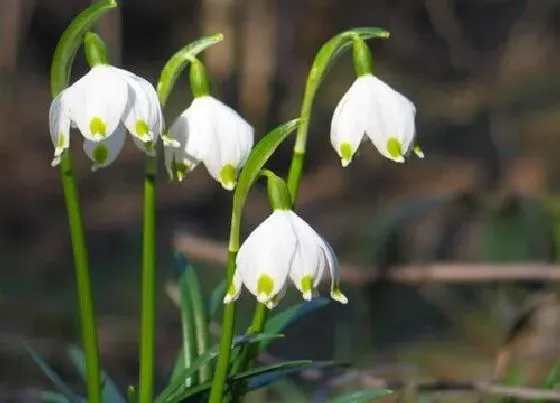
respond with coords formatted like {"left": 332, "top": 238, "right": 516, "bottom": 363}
{"left": 2, "top": 0, "right": 560, "bottom": 401}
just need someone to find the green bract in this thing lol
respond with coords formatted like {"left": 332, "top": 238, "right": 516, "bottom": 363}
{"left": 50, "top": 0, "right": 117, "bottom": 97}
{"left": 156, "top": 33, "right": 223, "bottom": 106}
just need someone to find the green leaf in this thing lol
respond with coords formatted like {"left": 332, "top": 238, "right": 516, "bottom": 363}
{"left": 230, "top": 118, "right": 300, "bottom": 250}
{"left": 247, "top": 360, "right": 345, "bottom": 390}
{"left": 208, "top": 279, "right": 227, "bottom": 319}
{"left": 172, "top": 251, "right": 212, "bottom": 384}
{"left": 544, "top": 358, "right": 560, "bottom": 389}
{"left": 50, "top": 0, "right": 117, "bottom": 97}
{"left": 329, "top": 389, "right": 392, "bottom": 403}
{"left": 156, "top": 333, "right": 283, "bottom": 403}
{"left": 173, "top": 360, "right": 344, "bottom": 402}
{"left": 156, "top": 33, "right": 224, "bottom": 106}
{"left": 66, "top": 345, "right": 125, "bottom": 403}
{"left": 261, "top": 297, "right": 329, "bottom": 352}
{"left": 24, "top": 343, "right": 80, "bottom": 402}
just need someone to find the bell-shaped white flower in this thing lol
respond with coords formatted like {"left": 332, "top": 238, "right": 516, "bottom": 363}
{"left": 164, "top": 96, "right": 254, "bottom": 190}
{"left": 48, "top": 64, "right": 163, "bottom": 170}
{"left": 330, "top": 74, "right": 421, "bottom": 166}
{"left": 223, "top": 210, "right": 348, "bottom": 307}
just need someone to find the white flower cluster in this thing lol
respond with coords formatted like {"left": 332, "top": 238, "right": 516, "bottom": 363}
{"left": 49, "top": 51, "right": 419, "bottom": 307}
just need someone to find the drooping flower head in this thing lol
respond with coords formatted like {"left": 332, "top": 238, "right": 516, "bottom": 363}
{"left": 223, "top": 172, "right": 347, "bottom": 308}
{"left": 49, "top": 33, "right": 163, "bottom": 170}
{"left": 330, "top": 35, "right": 423, "bottom": 166}
{"left": 163, "top": 58, "right": 254, "bottom": 190}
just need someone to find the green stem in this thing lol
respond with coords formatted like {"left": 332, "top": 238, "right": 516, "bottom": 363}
{"left": 286, "top": 118, "right": 309, "bottom": 203}
{"left": 139, "top": 156, "right": 157, "bottom": 403}
{"left": 229, "top": 303, "right": 269, "bottom": 403}
{"left": 60, "top": 150, "right": 101, "bottom": 403}
{"left": 209, "top": 250, "right": 238, "bottom": 403}
{"left": 286, "top": 151, "right": 304, "bottom": 205}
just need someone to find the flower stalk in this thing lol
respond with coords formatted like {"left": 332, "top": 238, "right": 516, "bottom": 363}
{"left": 60, "top": 151, "right": 101, "bottom": 403}
{"left": 138, "top": 156, "right": 157, "bottom": 403}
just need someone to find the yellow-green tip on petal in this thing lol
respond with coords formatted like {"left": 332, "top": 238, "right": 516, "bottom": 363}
{"left": 256, "top": 274, "right": 274, "bottom": 303}
{"left": 387, "top": 136, "right": 404, "bottom": 163}
{"left": 265, "top": 295, "right": 281, "bottom": 310}
{"left": 414, "top": 143, "right": 425, "bottom": 158}
{"left": 300, "top": 275, "right": 314, "bottom": 301}
{"left": 223, "top": 282, "right": 238, "bottom": 304}
{"left": 162, "top": 133, "right": 181, "bottom": 148}
{"left": 173, "top": 161, "right": 190, "bottom": 182}
{"left": 89, "top": 116, "right": 107, "bottom": 138}
{"left": 91, "top": 144, "right": 109, "bottom": 171}
{"left": 331, "top": 287, "right": 348, "bottom": 304}
{"left": 219, "top": 164, "right": 237, "bottom": 191}
{"left": 339, "top": 142, "right": 354, "bottom": 167}
{"left": 135, "top": 119, "right": 151, "bottom": 142}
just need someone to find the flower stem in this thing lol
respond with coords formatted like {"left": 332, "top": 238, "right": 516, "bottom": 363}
{"left": 139, "top": 156, "right": 157, "bottom": 403}
{"left": 209, "top": 250, "right": 238, "bottom": 403}
{"left": 286, "top": 97, "right": 312, "bottom": 202}
{"left": 229, "top": 303, "right": 269, "bottom": 403}
{"left": 60, "top": 150, "right": 101, "bottom": 403}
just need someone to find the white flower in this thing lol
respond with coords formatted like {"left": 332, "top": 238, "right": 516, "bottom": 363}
{"left": 223, "top": 210, "right": 348, "bottom": 307}
{"left": 48, "top": 64, "right": 163, "bottom": 170}
{"left": 330, "top": 74, "right": 421, "bottom": 166}
{"left": 164, "top": 96, "right": 254, "bottom": 190}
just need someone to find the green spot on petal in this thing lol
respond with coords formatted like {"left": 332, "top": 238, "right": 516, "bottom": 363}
{"left": 172, "top": 161, "right": 189, "bottom": 181}
{"left": 219, "top": 164, "right": 237, "bottom": 190}
{"left": 89, "top": 116, "right": 107, "bottom": 137}
{"left": 301, "top": 275, "right": 313, "bottom": 293}
{"left": 339, "top": 142, "right": 354, "bottom": 167}
{"left": 257, "top": 274, "right": 274, "bottom": 300}
{"left": 92, "top": 144, "right": 108, "bottom": 165}
{"left": 135, "top": 119, "right": 150, "bottom": 139}
{"left": 386, "top": 137, "right": 403, "bottom": 160}
{"left": 414, "top": 143, "right": 425, "bottom": 158}
{"left": 57, "top": 132, "right": 66, "bottom": 149}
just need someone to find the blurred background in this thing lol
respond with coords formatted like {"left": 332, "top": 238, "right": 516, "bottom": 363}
{"left": 3, "top": 0, "right": 560, "bottom": 401}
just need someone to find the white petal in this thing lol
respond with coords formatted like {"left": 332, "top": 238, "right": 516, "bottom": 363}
{"left": 236, "top": 211, "right": 296, "bottom": 303}
{"left": 330, "top": 76, "right": 371, "bottom": 167}
{"left": 189, "top": 96, "right": 254, "bottom": 190}
{"left": 320, "top": 239, "right": 348, "bottom": 304}
{"left": 164, "top": 109, "right": 200, "bottom": 181}
{"left": 114, "top": 67, "right": 164, "bottom": 144}
{"left": 65, "top": 65, "right": 129, "bottom": 141}
{"left": 286, "top": 212, "right": 326, "bottom": 301}
{"left": 49, "top": 91, "right": 71, "bottom": 166}
{"left": 365, "top": 76, "right": 416, "bottom": 163}
{"left": 82, "top": 124, "right": 126, "bottom": 171}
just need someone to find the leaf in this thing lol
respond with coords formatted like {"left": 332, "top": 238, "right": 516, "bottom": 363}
{"left": 50, "top": 0, "right": 117, "bottom": 96}
{"left": 329, "top": 389, "right": 392, "bottom": 403}
{"left": 40, "top": 391, "right": 80, "bottom": 403}
{"left": 261, "top": 297, "right": 329, "bottom": 352}
{"left": 156, "top": 33, "right": 224, "bottom": 106}
{"left": 174, "top": 360, "right": 344, "bottom": 402}
{"left": 208, "top": 279, "right": 227, "bottom": 319}
{"left": 247, "top": 360, "right": 345, "bottom": 391}
{"left": 230, "top": 118, "right": 300, "bottom": 250}
{"left": 66, "top": 345, "right": 125, "bottom": 403}
{"left": 173, "top": 250, "right": 212, "bottom": 384}
{"left": 24, "top": 343, "right": 80, "bottom": 403}
{"left": 156, "top": 333, "right": 283, "bottom": 403}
